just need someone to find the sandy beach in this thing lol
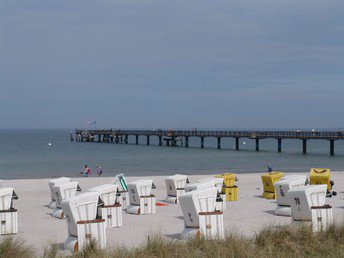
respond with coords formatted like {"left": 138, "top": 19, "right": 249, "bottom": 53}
{"left": 1, "top": 172, "right": 344, "bottom": 254}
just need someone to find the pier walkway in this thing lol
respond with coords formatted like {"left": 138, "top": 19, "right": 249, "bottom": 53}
{"left": 74, "top": 129, "right": 344, "bottom": 156}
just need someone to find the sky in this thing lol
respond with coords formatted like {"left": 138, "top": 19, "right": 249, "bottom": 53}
{"left": 1, "top": 0, "right": 344, "bottom": 129}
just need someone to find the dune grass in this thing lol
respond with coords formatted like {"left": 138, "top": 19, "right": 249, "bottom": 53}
{"left": 0, "top": 236, "right": 34, "bottom": 258}
{"left": 3, "top": 224, "right": 344, "bottom": 258}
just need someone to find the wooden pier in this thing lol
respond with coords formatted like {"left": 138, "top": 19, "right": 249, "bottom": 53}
{"left": 74, "top": 129, "right": 344, "bottom": 156}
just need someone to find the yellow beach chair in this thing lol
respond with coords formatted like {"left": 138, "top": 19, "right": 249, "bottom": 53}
{"left": 261, "top": 171, "right": 284, "bottom": 199}
{"left": 215, "top": 173, "right": 238, "bottom": 201}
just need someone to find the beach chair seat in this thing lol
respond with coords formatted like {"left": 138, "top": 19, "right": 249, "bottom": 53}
{"left": 179, "top": 187, "right": 224, "bottom": 240}
{"left": 48, "top": 177, "right": 71, "bottom": 209}
{"left": 274, "top": 175, "right": 307, "bottom": 216}
{"left": 165, "top": 174, "right": 188, "bottom": 204}
{"left": 88, "top": 184, "right": 122, "bottom": 228}
{"left": 52, "top": 182, "right": 78, "bottom": 219}
{"left": 310, "top": 168, "right": 336, "bottom": 197}
{"left": 114, "top": 173, "right": 130, "bottom": 209}
{"left": 126, "top": 179, "right": 156, "bottom": 215}
{"left": 288, "top": 185, "right": 332, "bottom": 232}
{"left": 199, "top": 177, "right": 226, "bottom": 211}
{"left": 0, "top": 187, "right": 18, "bottom": 235}
{"left": 62, "top": 192, "right": 106, "bottom": 252}
{"left": 215, "top": 173, "right": 239, "bottom": 201}
{"left": 261, "top": 171, "right": 284, "bottom": 199}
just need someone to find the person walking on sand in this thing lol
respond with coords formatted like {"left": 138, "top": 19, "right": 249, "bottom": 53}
{"left": 96, "top": 165, "right": 103, "bottom": 177}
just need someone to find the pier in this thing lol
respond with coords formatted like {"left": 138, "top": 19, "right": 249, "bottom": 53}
{"left": 74, "top": 129, "right": 344, "bottom": 156}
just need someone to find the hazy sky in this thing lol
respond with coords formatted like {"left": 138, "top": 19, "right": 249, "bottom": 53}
{"left": 1, "top": 0, "right": 343, "bottom": 129}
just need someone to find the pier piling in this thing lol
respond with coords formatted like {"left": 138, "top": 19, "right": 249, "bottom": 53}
{"left": 302, "top": 139, "right": 307, "bottom": 154}
{"left": 185, "top": 136, "right": 189, "bottom": 147}
{"left": 217, "top": 137, "right": 221, "bottom": 149}
{"left": 147, "top": 136, "right": 150, "bottom": 145}
{"left": 278, "top": 139, "right": 282, "bottom": 152}
{"left": 136, "top": 135, "right": 139, "bottom": 145}
{"left": 255, "top": 139, "right": 260, "bottom": 151}
{"left": 125, "top": 135, "right": 128, "bottom": 144}
{"left": 235, "top": 138, "right": 239, "bottom": 150}
{"left": 330, "top": 140, "right": 335, "bottom": 156}
{"left": 159, "top": 136, "right": 162, "bottom": 146}
{"left": 201, "top": 137, "right": 204, "bottom": 148}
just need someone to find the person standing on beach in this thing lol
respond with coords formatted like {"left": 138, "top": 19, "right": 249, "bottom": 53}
{"left": 82, "top": 165, "right": 88, "bottom": 177}
{"left": 96, "top": 165, "right": 103, "bottom": 177}
{"left": 82, "top": 164, "right": 91, "bottom": 177}
{"left": 86, "top": 166, "right": 91, "bottom": 177}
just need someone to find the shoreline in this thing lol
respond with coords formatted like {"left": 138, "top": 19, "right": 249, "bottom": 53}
{"left": 1, "top": 171, "right": 343, "bottom": 254}
{"left": 2, "top": 170, "right": 344, "bottom": 181}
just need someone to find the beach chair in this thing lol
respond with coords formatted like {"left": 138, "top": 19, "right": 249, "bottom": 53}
{"left": 261, "top": 171, "right": 284, "bottom": 199}
{"left": 62, "top": 192, "right": 106, "bottom": 252}
{"left": 185, "top": 181, "right": 214, "bottom": 193}
{"left": 288, "top": 185, "right": 332, "bottom": 232}
{"left": 88, "top": 184, "right": 122, "bottom": 228}
{"left": 126, "top": 179, "right": 156, "bottom": 215}
{"left": 310, "top": 168, "right": 336, "bottom": 197}
{"left": 48, "top": 177, "right": 72, "bottom": 209}
{"left": 114, "top": 173, "right": 130, "bottom": 209}
{"left": 215, "top": 173, "right": 238, "bottom": 201}
{"left": 165, "top": 174, "right": 188, "bottom": 204}
{"left": 198, "top": 177, "right": 226, "bottom": 211}
{"left": 52, "top": 181, "right": 78, "bottom": 219}
{"left": 179, "top": 187, "right": 224, "bottom": 240}
{"left": 0, "top": 187, "right": 18, "bottom": 235}
{"left": 274, "top": 175, "right": 307, "bottom": 216}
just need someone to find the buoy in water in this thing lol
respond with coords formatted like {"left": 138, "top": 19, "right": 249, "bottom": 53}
{"left": 243, "top": 142, "right": 246, "bottom": 145}
{"left": 48, "top": 143, "right": 52, "bottom": 146}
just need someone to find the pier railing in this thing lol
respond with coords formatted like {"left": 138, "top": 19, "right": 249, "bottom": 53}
{"left": 75, "top": 129, "right": 344, "bottom": 140}
{"left": 74, "top": 129, "right": 343, "bottom": 155}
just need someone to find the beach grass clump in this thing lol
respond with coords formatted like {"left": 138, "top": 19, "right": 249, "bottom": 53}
{"left": 106, "top": 233, "right": 253, "bottom": 258}
{"left": 253, "top": 223, "right": 344, "bottom": 257}
{"left": 5, "top": 223, "right": 344, "bottom": 257}
{"left": 0, "top": 236, "right": 34, "bottom": 258}
{"left": 109, "top": 224, "right": 344, "bottom": 258}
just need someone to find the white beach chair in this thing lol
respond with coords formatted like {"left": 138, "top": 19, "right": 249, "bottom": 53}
{"left": 179, "top": 187, "right": 224, "bottom": 240}
{"left": 52, "top": 181, "right": 78, "bottom": 219}
{"left": 274, "top": 175, "right": 307, "bottom": 216}
{"left": 0, "top": 187, "right": 18, "bottom": 235}
{"left": 288, "top": 184, "right": 332, "bottom": 231}
{"left": 198, "top": 177, "right": 226, "bottom": 211}
{"left": 114, "top": 173, "right": 130, "bottom": 209}
{"left": 88, "top": 184, "right": 122, "bottom": 228}
{"left": 126, "top": 179, "right": 156, "bottom": 215}
{"left": 185, "top": 181, "right": 214, "bottom": 193}
{"left": 165, "top": 174, "right": 188, "bottom": 204}
{"left": 48, "top": 177, "right": 72, "bottom": 209}
{"left": 62, "top": 192, "right": 106, "bottom": 252}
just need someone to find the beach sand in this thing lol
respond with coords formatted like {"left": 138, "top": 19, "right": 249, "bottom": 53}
{"left": 1, "top": 172, "right": 344, "bottom": 254}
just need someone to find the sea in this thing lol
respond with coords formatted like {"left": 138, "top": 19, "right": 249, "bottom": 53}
{"left": 0, "top": 129, "right": 343, "bottom": 179}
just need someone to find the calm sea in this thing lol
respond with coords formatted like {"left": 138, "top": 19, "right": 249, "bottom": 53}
{"left": 0, "top": 129, "right": 343, "bottom": 179}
